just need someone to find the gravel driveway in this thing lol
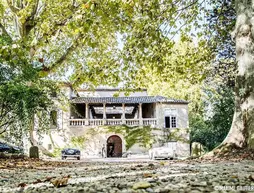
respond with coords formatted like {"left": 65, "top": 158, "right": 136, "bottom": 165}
{"left": 0, "top": 158, "right": 253, "bottom": 192}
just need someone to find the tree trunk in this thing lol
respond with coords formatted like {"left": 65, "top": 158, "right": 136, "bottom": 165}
{"left": 218, "top": 0, "right": 254, "bottom": 151}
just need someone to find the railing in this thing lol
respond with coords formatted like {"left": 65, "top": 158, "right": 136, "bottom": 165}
{"left": 143, "top": 118, "right": 157, "bottom": 126}
{"left": 106, "top": 119, "right": 122, "bottom": 126}
{"left": 126, "top": 119, "right": 140, "bottom": 126}
{"left": 69, "top": 119, "right": 86, "bottom": 126}
{"left": 89, "top": 119, "right": 103, "bottom": 126}
{"left": 69, "top": 118, "right": 157, "bottom": 127}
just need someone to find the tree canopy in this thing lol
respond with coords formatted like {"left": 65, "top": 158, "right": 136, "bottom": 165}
{"left": 0, "top": 0, "right": 210, "bottom": 142}
{"left": 1, "top": 0, "right": 254, "bottom": 151}
{"left": 0, "top": 0, "right": 207, "bottom": 87}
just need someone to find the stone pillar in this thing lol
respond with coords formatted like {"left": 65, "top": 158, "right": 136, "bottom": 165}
{"left": 139, "top": 103, "right": 143, "bottom": 126}
{"left": 122, "top": 103, "right": 126, "bottom": 124}
{"left": 153, "top": 103, "right": 158, "bottom": 126}
{"left": 103, "top": 103, "right": 106, "bottom": 124}
{"left": 85, "top": 103, "right": 89, "bottom": 125}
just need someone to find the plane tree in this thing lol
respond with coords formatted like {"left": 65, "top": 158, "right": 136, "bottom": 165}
{"left": 0, "top": 0, "right": 204, "bottom": 141}
{"left": 214, "top": 0, "right": 254, "bottom": 151}
{"left": 0, "top": 50, "right": 54, "bottom": 144}
{"left": 0, "top": 0, "right": 253, "bottom": 152}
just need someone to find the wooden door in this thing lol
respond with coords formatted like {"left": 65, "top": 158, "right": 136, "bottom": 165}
{"left": 107, "top": 135, "right": 122, "bottom": 157}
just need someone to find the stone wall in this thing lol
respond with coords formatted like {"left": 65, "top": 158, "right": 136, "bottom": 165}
{"left": 155, "top": 103, "right": 190, "bottom": 157}
{"left": 156, "top": 103, "right": 188, "bottom": 129}
{"left": 32, "top": 126, "right": 127, "bottom": 158}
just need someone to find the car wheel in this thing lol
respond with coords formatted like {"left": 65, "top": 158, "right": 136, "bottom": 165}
{"left": 62, "top": 156, "right": 67, "bottom": 160}
{"left": 77, "top": 157, "right": 80, "bottom": 160}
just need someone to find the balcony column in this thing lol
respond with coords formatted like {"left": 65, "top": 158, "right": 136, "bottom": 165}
{"left": 85, "top": 103, "right": 89, "bottom": 125}
{"left": 103, "top": 103, "right": 106, "bottom": 124}
{"left": 139, "top": 103, "right": 143, "bottom": 126}
{"left": 122, "top": 103, "right": 126, "bottom": 124}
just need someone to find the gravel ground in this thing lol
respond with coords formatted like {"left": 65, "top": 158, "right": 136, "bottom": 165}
{"left": 0, "top": 158, "right": 253, "bottom": 193}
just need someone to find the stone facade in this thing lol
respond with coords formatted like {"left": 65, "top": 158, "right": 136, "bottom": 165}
{"left": 30, "top": 86, "right": 190, "bottom": 158}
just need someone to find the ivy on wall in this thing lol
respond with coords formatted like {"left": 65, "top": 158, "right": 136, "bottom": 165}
{"left": 68, "top": 126, "right": 191, "bottom": 152}
{"left": 106, "top": 125, "right": 157, "bottom": 150}
{"left": 68, "top": 125, "right": 157, "bottom": 150}
{"left": 163, "top": 128, "right": 190, "bottom": 144}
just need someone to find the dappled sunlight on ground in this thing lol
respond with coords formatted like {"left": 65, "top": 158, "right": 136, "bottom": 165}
{"left": 0, "top": 157, "right": 253, "bottom": 192}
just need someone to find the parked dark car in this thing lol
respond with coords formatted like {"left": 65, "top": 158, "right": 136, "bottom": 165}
{"left": 0, "top": 142, "right": 23, "bottom": 154}
{"left": 61, "top": 148, "right": 80, "bottom": 160}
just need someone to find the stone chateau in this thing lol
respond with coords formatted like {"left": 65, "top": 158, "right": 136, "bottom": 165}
{"left": 29, "top": 84, "right": 190, "bottom": 158}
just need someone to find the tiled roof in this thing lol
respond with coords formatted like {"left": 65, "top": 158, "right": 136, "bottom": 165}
{"left": 71, "top": 96, "right": 188, "bottom": 104}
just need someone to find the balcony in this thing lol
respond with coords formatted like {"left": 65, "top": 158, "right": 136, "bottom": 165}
{"left": 69, "top": 118, "right": 157, "bottom": 127}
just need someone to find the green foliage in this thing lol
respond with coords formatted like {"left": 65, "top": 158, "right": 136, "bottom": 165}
{"left": 164, "top": 128, "right": 189, "bottom": 144}
{"left": 204, "top": 0, "right": 237, "bottom": 89}
{"left": 190, "top": 114, "right": 211, "bottom": 151}
{"left": 78, "top": 126, "right": 156, "bottom": 150}
{"left": 0, "top": 0, "right": 207, "bottom": 89}
{"left": 0, "top": 0, "right": 237, "bottom": 151}
{"left": 52, "top": 147, "right": 62, "bottom": 157}
{"left": 70, "top": 136, "right": 87, "bottom": 149}
{"left": 50, "top": 110, "right": 57, "bottom": 126}
{"left": 140, "top": 37, "right": 234, "bottom": 151}
{"left": 0, "top": 71, "right": 55, "bottom": 142}
{"left": 0, "top": 45, "right": 56, "bottom": 144}
{"left": 70, "top": 128, "right": 102, "bottom": 149}
{"left": 106, "top": 125, "right": 156, "bottom": 150}
{"left": 0, "top": 15, "right": 60, "bottom": 144}
{"left": 190, "top": 86, "right": 235, "bottom": 151}
{"left": 145, "top": 39, "right": 211, "bottom": 114}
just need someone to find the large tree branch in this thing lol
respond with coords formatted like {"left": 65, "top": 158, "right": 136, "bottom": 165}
{"left": 7, "top": 0, "right": 40, "bottom": 37}
{"left": 175, "top": 0, "right": 200, "bottom": 13}
{"left": 24, "top": 0, "right": 39, "bottom": 30}
{"left": 0, "top": 113, "right": 16, "bottom": 134}
{"left": 0, "top": 23, "right": 12, "bottom": 41}
{"left": 36, "top": 1, "right": 82, "bottom": 41}
{"left": 0, "top": 111, "right": 9, "bottom": 123}
{"left": 21, "top": 0, "right": 40, "bottom": 37}
{"left": 52, "top": 39, "right": 80, "bottom": 70}
{"left": 42, "top": 33, "right": 83, "bottom": 75}
{"left": 0, "top": 119, "right": 14, "bottom": 129}
{"left": 29, "top": 0, "right": 39, "bottom": 19}
{"left": 0, "top": 110, "right": 14, "bottom": 124}
{"left": 0, "top": 127, "right": 7, "bottom": 135}
{"left": 6, "top": 0, "right": 20, "bottom": 13}
{"left": 0, "top": 99, "right": 7, "bottom": 119}
{"left": 31, "top": 3, "right": 83, "bottom": 58}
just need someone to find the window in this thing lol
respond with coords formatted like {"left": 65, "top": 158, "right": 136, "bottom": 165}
{"left": 164, "top": 108, "right": 177, "bottom": 128}
{"left": 50, "top": 110, "right": 57, "bottom": 126}
{"left": 165, "top": 116, "right": 177, "bottom": 128}
{"left": 165, "top": 117, "right": 170, "bottom": 128}
{"left": 171, "top": 116, "right": 176, "bottom": 128}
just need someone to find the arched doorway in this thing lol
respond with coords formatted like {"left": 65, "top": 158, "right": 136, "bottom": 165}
{"left": 107, "top": 135, "right": 122, "bottom": 157}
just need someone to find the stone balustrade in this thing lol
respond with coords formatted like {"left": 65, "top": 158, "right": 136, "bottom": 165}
{"left": 69, "top": 118, "right": 157, "bottom": 127}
